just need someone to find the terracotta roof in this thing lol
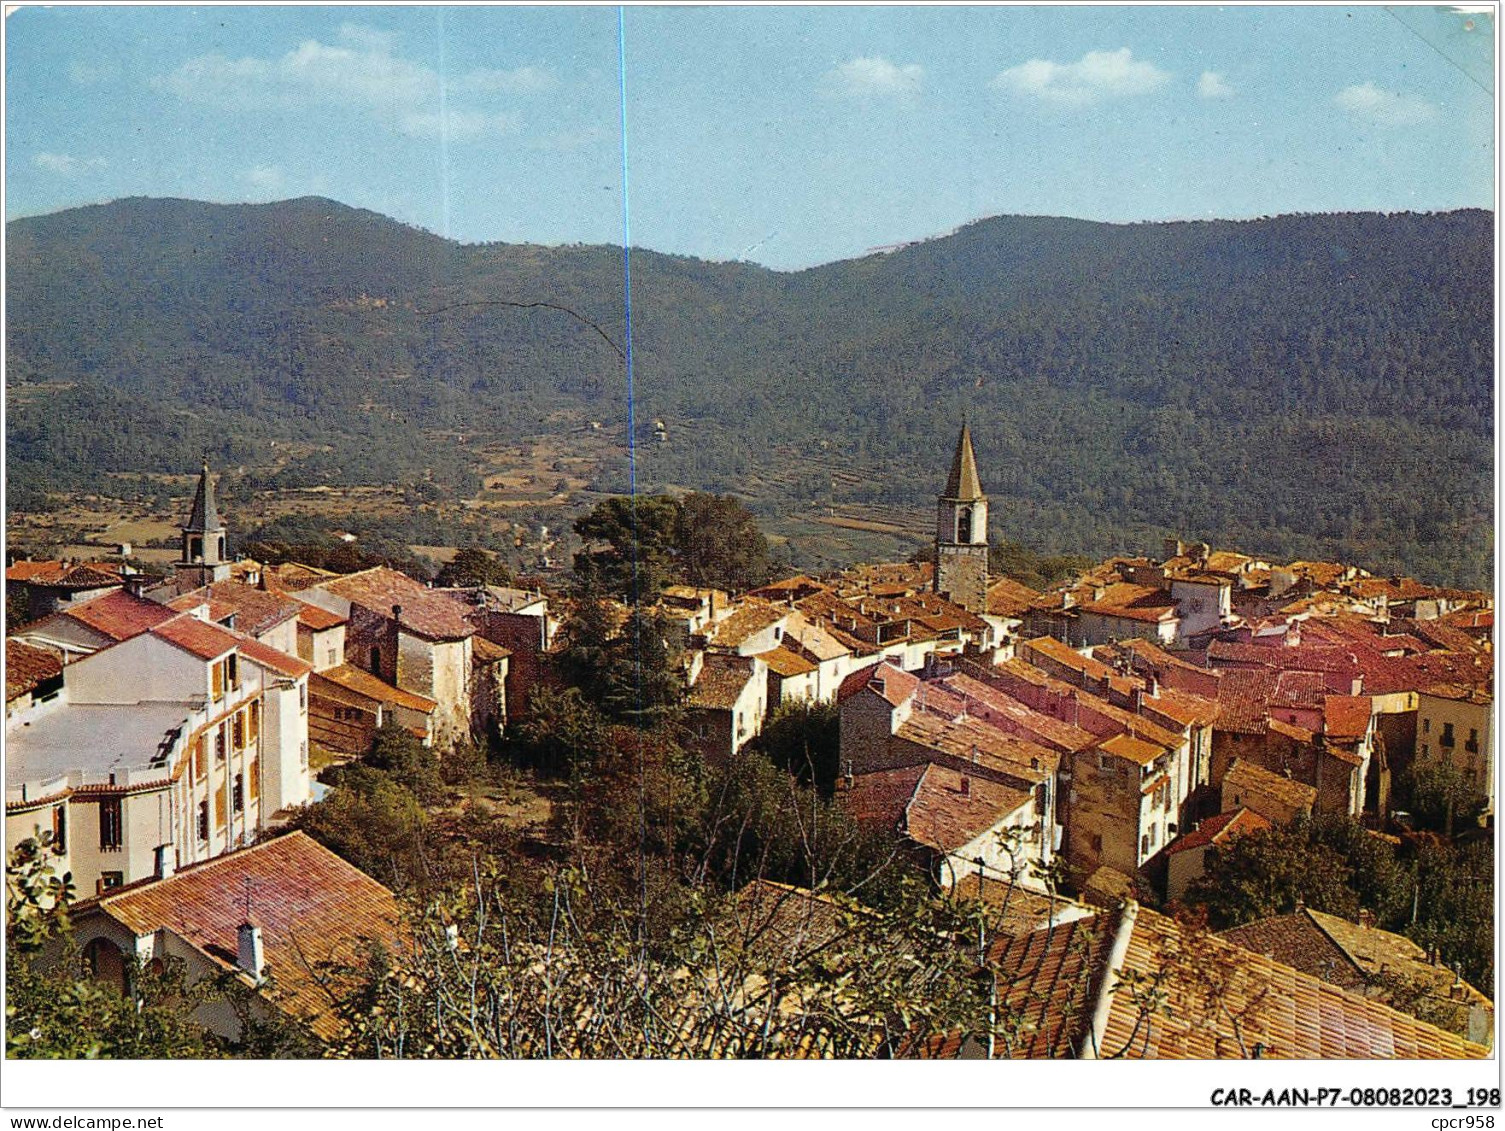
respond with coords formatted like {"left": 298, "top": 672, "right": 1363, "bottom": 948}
{"left": 1272, "top": 669, "right": 1334, "bottom": 709}
{"left": 1023, "top": 636, "right": 1116, "bottom": 682}
{"left": 318, "top": 567, "right": 474, "bottom": 641}
{"left": 472, "top": 635, "right": 511, "bottom": 664}
{"left": 1220, "top": 910, "right": 1369, "bottom": 993}
{"left": 1098, "top": 732, "right": 1163, "bottom": 767}
{"left": 295, "top": 602, "right": 347, "bottom": 631}
{"left": 204, "top": 581, "right": 303, "bottom": 638}
{"left": 755, "top": 644, "right": 818, "bottom": 678}
{"left": 1208, "top": 639, "right": 1360, "bottom": 677}
{"left": 150, "top": 614, "right": 240, "bottom": 661}
{"left": 93, "top": 832, "right": 404, "bottom": 1041}
{"left": 1164, "top": 807, "right": 1271, "bottom": 856}
{"left": 728, "top": 880, "right": 857, "bottom": 964}
{"left": 896, "top": 711, "right": 1058, "bottom": 783}
{"left": 1419, "top": 682, "right": 1493, "bottom": 706}
{"left": 1142, "top": 685, "right": 1219, "bottom": 728}
{"left": 55, "top": 589, "right": 176, "bottom": 641}
{"left": 838, "top": 662, "right": 917, "bottom": 706}
{"left": 904, "top": 763, "right": 1032, "bottom": 853}
{"left": 6, "top": 559, "right": 65, "bottom": 582}
{"left": 1300, "top": 908, "right": 1493, "bottom": 1013}
{"left": 842, "top": 765, "right": 928, "bottom": 833}
{"left": 688, "top": 653, "right": 759, "bottom": 711}
{"left": 706, "top": 598, "right": 787, "bottom": 649}
{"left": 1323, "top": 695, "right": 1373, "bottom": 739}
{"left": 263, "top": 562, "right": 339, "bottom": 592}
{"left": 235, "top": 635, "right": 313, "bottom": 679}
{"left": 314, "top": 664, "right": 437, "bottom": 713}
{"left": 936, "top": 671, "right": 1098, "bottom": 753}
{"left": 986, "top": 577, "right": 1047, "bottom": 618}
{"left": 1216, "top": 668, "right": 1279, "bottom": 735}
{"left": 1101, "top": 907, "right": 1488, "bottom": 1059}
{"left": 1224, "top": 759, "right": 1318, "bottom": 814}
{"left": 1080, "top": 583, "right": 1179, "bottom": 624}
{"left": 7, "top": 560, "right": 125, "bottom": 588}
{"left": 1268, "top": 717, "right": 1317, "bottom": 744}
{"left": 6, "top": 639, "right": 63, "bottom": 701}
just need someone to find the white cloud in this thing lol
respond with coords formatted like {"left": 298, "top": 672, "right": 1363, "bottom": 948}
{"left": 33, "top": 152, "right": 108, "bottom": 176}
{"left": 1334, "top": 82, "right": 1437, "bottom": 126}
{"left": 396, "top": 109, "right": 521, "bottom": 140}
{"left": 244, "top": 164, "right": 286, "bottom": 193}
{"left": 991, "top": 47, "right": 1170, "bottom": 106}
{"left": 1197, "top": 71, "right": 1233, "bottom": 99}
{"left": 150, "top": 24, "right": 548, "bottom": 139}
{"left": 825, "top": 56, "right": 923, "bottom": 99}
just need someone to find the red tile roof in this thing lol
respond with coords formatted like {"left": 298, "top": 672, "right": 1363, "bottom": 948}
{"left": 295, "top": 602, "right": 347, "bottom": 631}
{"left": 688, "top": 653, "right": 759, "bottom": 711}
{"left": 1323, "top": 695, "right": 1372, "bottom": 740}
{"left": 842, "top": 765, "right": 928, "bottom": 833}
{"left": 6, "top": 639, "right": 63, "bottom": 702}
{"left": 318, "top": 567, "right": 474, "bottom": 641}
{"left": 1224, "top": 759, "right": 1318, "bottom": 815}
{"left": 57, "top": 589, "right": 177, "bottom": 641}
{"left": 235, "top": 635, "right": 313, "bottom": 679}
{"left": 896, "top": 711, "right": 1058, "bottom": 783}
{"left": 837, "top": 662, "right": 918, "bottom": 706}
{"left": 706, "top": 598, "right": 787, "bottom": 649}
{"left": 204, "top": 581, "right": 304, "bottom": 638}
{"left": 985, "top": 576, "right": 1048, "bottom": 618}
{"left": 754, "top": 644, "right": 818, "bottom": 678}
{"left": 93, "top": 832, "right": 405, "bottom": 1041}
{"left": 904, "top": 763, "right": 1032, "bottom": 853}
{"left": 150, "top": 614, "right": 239, "bottom": 661}
{"left": 1164, "top": 807, "right": 1271, "bottom": 856}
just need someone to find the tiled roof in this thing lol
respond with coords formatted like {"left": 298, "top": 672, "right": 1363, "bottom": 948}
{"left": 295, "top": 602, "right": 347, "bottom": 631}
{"left": 1272, "top": 669, "right": 1334, "bottom": 709}
{"left": 235, "top": 635, "right": 313, "bottom": 679}
{"left": 1208, "top": 640, "right": 1360, "bottom": 677}
{"left": 95, "top": 832, "right": 404, "bottom": 1041}
{"left": 1143, "top": 686, "right": 1220, "bottom": 728}
{"left": 1224, "top": 759, "right": 1319, "bottom": 813}
{"left": 7, "top": 560, "right": 125, "bottom": 587}
{"left": 1216, "top": 668, "right": 1279, "bottom": 735}
{"left": 688, "top": 653, "right": 759, "bottom": 711}
{"left": 1102, "top": 907, "right": 1488, "bottom": 1059}
{"left": 728, "top": 879, "right": 857, "bottom": 964}
{"left": 1023, "top": 636, "right": 1116, "bottom": 682}
{"left": 56, "top": 589, "right": 176, "bottom": 641}
{"left": 6, "top": 560, "right": 65, "bottom": 582}
{"left": 755, "top": 644, "right": 818, "bottom": 678}
{"left": 314, "top": 664, "right": 437, "bottom": 713}
{"left": 904, "top": 763, "right": 1031, "bottom": 853}
{"left": 1080, "top": 582, "right": 1179, "bottom": 623}
{"left": 204, "top": 581, "right": 303, "bottom": 638}
{"left": 1322, "top": 695, "right": 1372, "bottom": 739}
{"left": 318, "top": 567, "right": 475, "bottom": 641}
{"left": 1164, "top": 807, "right": 1271, "bottom": 856}
{"left": 6, "top": 639, "right": 63, "bottom": 701}
{"left": 1220, "top": 910, "right": 1368, "bottom": 993}
{"left": 706, "top": 598, "right": 787, "bottom": 648}
{"left": 837, "top": 662, "right": 917, "bottom": 706}
{"left": 264, "top": 562, "right": 340, "bottom": 592}
{"left": 986, "top": 577, "right": 1048, "bottom": 618}
{"left": 1098, "top": 732, "right": 1162, "bottom": 767}
{"left": 150, "top": 614, "right": 240, "bottom": 661}
{"left": 936, "top": 671, "right": 1098, "bottom": 753}
{"left": 842, "top": 765, "right": 927, "bottom": 833}
{"left": 896, "top": 711, "right": 1058, "bottom": 783}
{"left": 472, "top": 635, "right": 511, "bottom": 664}
{"left": 1301, "top": 908, "right": 1493, "bottom": 1013}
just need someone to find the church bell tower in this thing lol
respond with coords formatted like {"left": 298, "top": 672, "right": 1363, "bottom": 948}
{"left": 176, "top": 458, "right": 231, "bottom": 587}
{"left": 934, "top": 424, "right": 989, "bottom": 613}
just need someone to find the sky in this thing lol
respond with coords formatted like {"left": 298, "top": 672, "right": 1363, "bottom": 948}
{"left": 4, "top": 4, "right": 1495, "bottom": 270}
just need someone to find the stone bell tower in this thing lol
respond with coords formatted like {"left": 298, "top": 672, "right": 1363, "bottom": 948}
{"left": 176, "top": 458, "right": 231, "bottom": 587}
{"left": 933, "top": 424, "right": 989, "bottom": 613}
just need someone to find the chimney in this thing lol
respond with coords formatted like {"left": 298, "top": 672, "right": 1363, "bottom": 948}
{"left": 1358, "top": 909, "right": 1375, "bottom": 930}
{"left": 960, "top": 776, "right": 971, "bottom": 797}
{"left": 153, "top": 844, "right": 175, "bottom": 880}
{"left": 237, "top": 920, "right": 266, "bottom": 984}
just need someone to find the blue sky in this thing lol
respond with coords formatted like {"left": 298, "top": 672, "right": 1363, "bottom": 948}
{"left": 5, "top": 4, "right": 1494, "bottom": 269}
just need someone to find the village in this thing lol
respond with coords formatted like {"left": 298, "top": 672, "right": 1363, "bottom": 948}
{"left": 4, "top": 428, "right": 1495, "bottom": 1059}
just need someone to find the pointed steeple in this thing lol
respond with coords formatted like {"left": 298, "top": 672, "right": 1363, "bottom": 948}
{"left": 184, "top": 458, "right": 224, "bottom": 535}
{"left": 943, "top": 424, "right": 985, "bottom": 501}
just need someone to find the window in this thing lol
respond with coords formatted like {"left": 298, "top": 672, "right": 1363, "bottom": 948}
{"left": 212, "top": 660, "right": 225, "bottom": 700}
{"left": 99, "top": 872, "right": 124, "bottom": 892}
{"left": 215, "top": 725, "right": 226, "bottom": 763}
{"left": 1140, "top": 833, "right": 1150, "bottom": 858}
{"left": 1422, "top": 718, "right": 1431, "bottom": 734}
{"left": 1466, "top": 728, "right": 1479, "bottom": 754}
{"left": 232, "top": 774, "right": 244, "bottom": 813}
{"left": 193, "top": 737, "right": 207, "bottom": 781}
{"left": 248, "top": 700, "right": 260, "bottom": 743}
{"left": 1090, "top": 833, "right": 1103, "bottom": 854}
{"left": 52, "top": 805, "right": 67, "bottom": 853}
{"left": 198, "top": 802, "right": 210, "bottom": 841}
{"left": 98, "top": 798, "right": 123, "bottom": 850}
{"left": 232, "top": 712, "right": 246, "bottom": 750}
{"left": 1442, "top": 722, "right": 1455, "bottom": 748}
{"left": 369, "top": 648, "right": 382, "bottom": 676}
{"left": 214, "top": 789, "right": 227, "bottom": 829}
{"left": 248, "top": 758, "right": 259, "bottom": 800}
{"left": 299, "top": 682, "right": 308, "bottom": 712}
{"left": 227, "top": 653, "right": 239, "bottom": 690}
{"left": 1421, "top": 744, "right": 1429, "bottom": 759}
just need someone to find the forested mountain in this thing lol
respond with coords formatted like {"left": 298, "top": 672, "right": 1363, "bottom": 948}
{"left": 6, "top": 197, "right": 1493, "bottom": 586}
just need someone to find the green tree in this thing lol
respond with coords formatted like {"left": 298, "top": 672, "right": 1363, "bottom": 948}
{"left": 291, "top": 764, "right": 430, "bottom": 889}
{"left": 749, "top": 700, "right": 842, "bottom": 797}
{"left": 572, "top": 495, "right": 681, "bottom": 601}
{"left": 1402, "top": 762, "right": 1488, "bottom": 836}
{"left": 676, "top": 492, "right": 771, "bottom": 593}
{"left": 435, "top": 546, "right": 512, "bottom": 589}
{"left": 1184, "top": 822, "right": 1359, "bottom": 928}
{"left": 365, "top": 721, "right": 446, "bottom": 805}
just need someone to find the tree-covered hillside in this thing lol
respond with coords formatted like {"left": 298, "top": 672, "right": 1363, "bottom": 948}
{"left": 6, "top": 197, "right": 1493, "bottom": 586}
